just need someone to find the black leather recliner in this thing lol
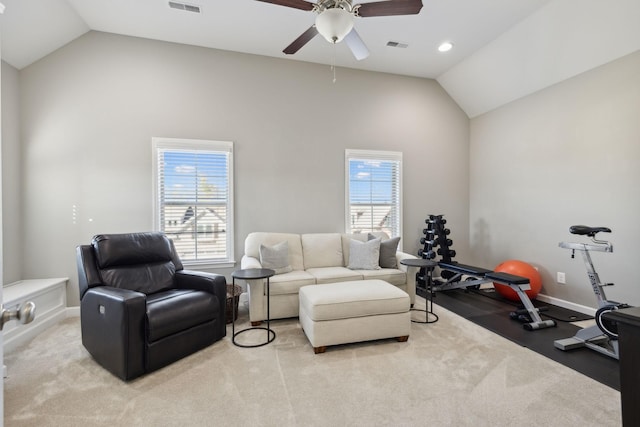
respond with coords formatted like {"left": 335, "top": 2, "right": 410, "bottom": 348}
{"left": 76, "top": 232, "right": 227, "bottom": 381}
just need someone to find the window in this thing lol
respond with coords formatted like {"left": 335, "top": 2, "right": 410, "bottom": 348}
{"left": 153, "top": 138, "right": 234, "bottom": 267}
{"left": 345, "top": 149, "right": 402, "bottom": 241}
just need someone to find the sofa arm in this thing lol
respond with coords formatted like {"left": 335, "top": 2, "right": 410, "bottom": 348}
{"left": 396, "top": 251, "right": 418, "bottom": 304}
{"left": 176, "top": 270, "right": 227, "bottom": 337}
{"left": 80, "top": 286, "right": 146, "bottom": 380}
{"left": 241, "top": 255, "right": 262, "bottom": 269}
{"left": 239, "top": 256, "right": 268, "bottom": 323}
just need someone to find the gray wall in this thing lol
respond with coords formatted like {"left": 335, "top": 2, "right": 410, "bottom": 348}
{"left": 469, "top": 50, "right": 640, "bottom": 308}
{"left": 1, "top": 60, "right": 21, "bottom": 285}
{"left": 16, "top": 31, "right": 469, "bottom": 305}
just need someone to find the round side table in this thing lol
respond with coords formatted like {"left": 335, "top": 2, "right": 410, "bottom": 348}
{"left": 231, "top": 268, "right": 276, "bottom": 347}
{"left": 400, "top": 258, "right": 439, "bottom": 324}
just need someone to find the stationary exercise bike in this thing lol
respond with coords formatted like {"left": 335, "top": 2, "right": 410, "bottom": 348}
{"left": 554, "top": 225, "right": 630, "bottom": 359}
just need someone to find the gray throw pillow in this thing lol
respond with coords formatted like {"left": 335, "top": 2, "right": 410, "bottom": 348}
{"left": 368, "top": 233, "right": 400, "bottom": 268}
{"left": 259, "top": 241, "right": 293, "bottom": 275}
{"left": 348, "top": 238, "right": 381, "bottom": 270}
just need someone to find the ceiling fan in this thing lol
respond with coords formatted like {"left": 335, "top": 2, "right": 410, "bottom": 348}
{"left": 256, "top": 0, "right": 424, "bottom": 61}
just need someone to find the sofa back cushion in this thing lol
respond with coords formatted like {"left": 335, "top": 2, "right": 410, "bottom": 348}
{"left": 245, "top": 232, "right": 304, "bottom": 271}
{"left": 301, "top": 233, "right": 343, "bottom": 269}
{"left": 341, "top": 232, "right": 390, "bottom": 266}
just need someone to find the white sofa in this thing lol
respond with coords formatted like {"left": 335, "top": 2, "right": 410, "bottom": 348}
{"left": 240, "top": 232, "right": 417, "bottom": 324}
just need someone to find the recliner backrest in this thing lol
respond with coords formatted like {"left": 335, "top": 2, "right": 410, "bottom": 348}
{"left": 91, "top": 233, "right": 182, "bottom": 295}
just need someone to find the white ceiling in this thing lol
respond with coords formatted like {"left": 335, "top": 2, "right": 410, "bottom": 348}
{"left": 1, "top": 0, "right": 639, "bottom": 117}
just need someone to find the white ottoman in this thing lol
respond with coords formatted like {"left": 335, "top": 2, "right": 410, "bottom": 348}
{"left": 298, "top": 279, "right": 411, "bottom": 354}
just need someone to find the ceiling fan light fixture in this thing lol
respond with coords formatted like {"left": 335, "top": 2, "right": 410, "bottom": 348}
{"left": 315, "top": 8, "right": 354, "bottom": 43}
{"left": 438, "top": 41, "right": 454, "bottom": 52}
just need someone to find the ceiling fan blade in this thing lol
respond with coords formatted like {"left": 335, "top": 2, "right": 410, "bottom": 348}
{"left": 344, "top": 29, "right": 370, "bottom": 61}
{"left": 283, "top": 26, "right": 319, "bottom": 55}
{"left": 357, "top": 0, "right": 423, "bottom": 17}
{"left": 254, "top": 0, "right": 315, "bottom": 11}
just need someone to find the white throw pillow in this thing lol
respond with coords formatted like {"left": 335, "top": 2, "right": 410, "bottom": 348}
{"left": 347, "top": 238, "right": 381, "bottom": 270}
{"left": 259, "top": 241, "right": 293, "bottom": 275}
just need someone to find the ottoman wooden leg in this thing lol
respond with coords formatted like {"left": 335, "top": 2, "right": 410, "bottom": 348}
{"left": 314, "top": 346, "right": 327, "bottom": 354}
{"left": 251, "top": 321, "right": 262, "bottom": 326}
{"left": 396, "top": 335, "right": 409, "bottom": 342}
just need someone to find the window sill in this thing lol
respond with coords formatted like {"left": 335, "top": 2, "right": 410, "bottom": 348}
{"left": 182, "top": 260, "right": 236, "bottom": 270}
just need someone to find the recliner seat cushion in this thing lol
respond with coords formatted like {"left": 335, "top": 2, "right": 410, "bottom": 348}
{"left": 146, "top": 289, "right": 218, "bottom": 342}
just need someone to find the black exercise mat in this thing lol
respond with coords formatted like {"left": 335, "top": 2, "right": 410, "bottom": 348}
{"left": 421, "top": 288, "right": 620, "bottom": 391}
{"left": 470, "top": 287, "right": 592, "bottom": 322}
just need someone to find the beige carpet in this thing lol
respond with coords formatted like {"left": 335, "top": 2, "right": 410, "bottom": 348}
{"left": 4, "top": 297, "right": 621, "bottom": 426}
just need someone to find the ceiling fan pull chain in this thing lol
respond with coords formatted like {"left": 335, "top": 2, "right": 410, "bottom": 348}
{"left": 332, "top": 43, "right": 337, "bottom": 83}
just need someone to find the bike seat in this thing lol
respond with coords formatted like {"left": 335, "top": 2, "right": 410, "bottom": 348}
{"left": 569, "top": 225, "right": 611, "bottom": 237}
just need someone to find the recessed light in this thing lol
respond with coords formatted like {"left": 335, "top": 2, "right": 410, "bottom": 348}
{"left": 438, "top": 41, "right": 454, "bottom": 52}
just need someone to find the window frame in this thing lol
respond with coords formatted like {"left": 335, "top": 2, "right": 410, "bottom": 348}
{"left": 152, "top": 137, "right": 235, "bottom": 268}
{"left": 345, "top": 149, "right": 403, "bottom": 249}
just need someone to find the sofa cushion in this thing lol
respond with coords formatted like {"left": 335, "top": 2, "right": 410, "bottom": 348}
{"left": 359, "top": 268, "right": 406, "bottom": 286}
{"left": 369, "top": 234, "right": 401, "bottom": 269}
{"left": 266, "top": 270, "right": 317, "bottom": 296}
{"left": 301, "top": 233, "right": 343, "bottom": 269}
{"left": 245, "top": 232, "right": 304, "bottom": 271}
{"left": 306, "top": 267, "right": 363, "bottom": 284}
{"left": 259, "top": 241, "right": 293, "bottom": 274}
{"left": 348, "top": 238, "right": 381, "bottom": 270}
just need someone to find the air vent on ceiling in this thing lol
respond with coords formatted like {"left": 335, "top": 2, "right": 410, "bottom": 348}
{"left": 387, "top": 41, "right": 409, "bottom": 49}
{"left": 168, "top": 1, "right": 201, "bottom": 13}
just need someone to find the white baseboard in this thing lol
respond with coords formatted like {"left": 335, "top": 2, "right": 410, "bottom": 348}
{"left": 537, "top": 293, "right": 596, "bottom": 317}
{"left": 66, "top": 306, "right": 80, "bottom": 317}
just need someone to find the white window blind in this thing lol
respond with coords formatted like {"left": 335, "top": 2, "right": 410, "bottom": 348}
{"left": 345, "top": 149, "right": 402, "bottom": 239}
{"left": 153, "top": 138, "right": 234, "bottom": 266}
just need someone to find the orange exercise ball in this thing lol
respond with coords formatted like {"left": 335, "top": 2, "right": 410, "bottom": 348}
{"left": 493, "top": 260, "right": 542, "bottom": 301}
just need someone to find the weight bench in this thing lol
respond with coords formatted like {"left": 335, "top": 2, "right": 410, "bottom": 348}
{"left": 429, "top": 261, "right": 556, "bottom": 330}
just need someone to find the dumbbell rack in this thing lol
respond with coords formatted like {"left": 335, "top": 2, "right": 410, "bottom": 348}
{"left": 417, "top": 214, "right": 457, "bottom": 291}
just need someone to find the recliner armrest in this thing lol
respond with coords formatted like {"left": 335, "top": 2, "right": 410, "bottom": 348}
{"left": 80, "top": 286, "right": 146, "bottom": 380}
{"left": 176, "top": 270, "right": 226, "bottom": 295}
{"left": 175, "top": 270, "right": 227, "bottom": 337}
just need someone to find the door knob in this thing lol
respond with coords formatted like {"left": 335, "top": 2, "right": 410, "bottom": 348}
{"left": 0, "top": 301, "right": 36, "bottom": 330}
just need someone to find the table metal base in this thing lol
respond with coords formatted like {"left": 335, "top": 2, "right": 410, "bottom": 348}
{"left": 231, "top": 269, "right": 276, "bottom": 348}
{"left": 232, "top": 327, "right": 276, "bottom": 348}
{"left": 411, "top": 308, "right": 439, "bottom": 324}
{"left": 411, "top": 288, "right": 439, "bottom": 324}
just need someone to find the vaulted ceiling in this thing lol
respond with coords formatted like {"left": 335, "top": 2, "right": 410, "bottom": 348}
{"left": 1, "top": 0, "right": 638, "bottom": 117}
